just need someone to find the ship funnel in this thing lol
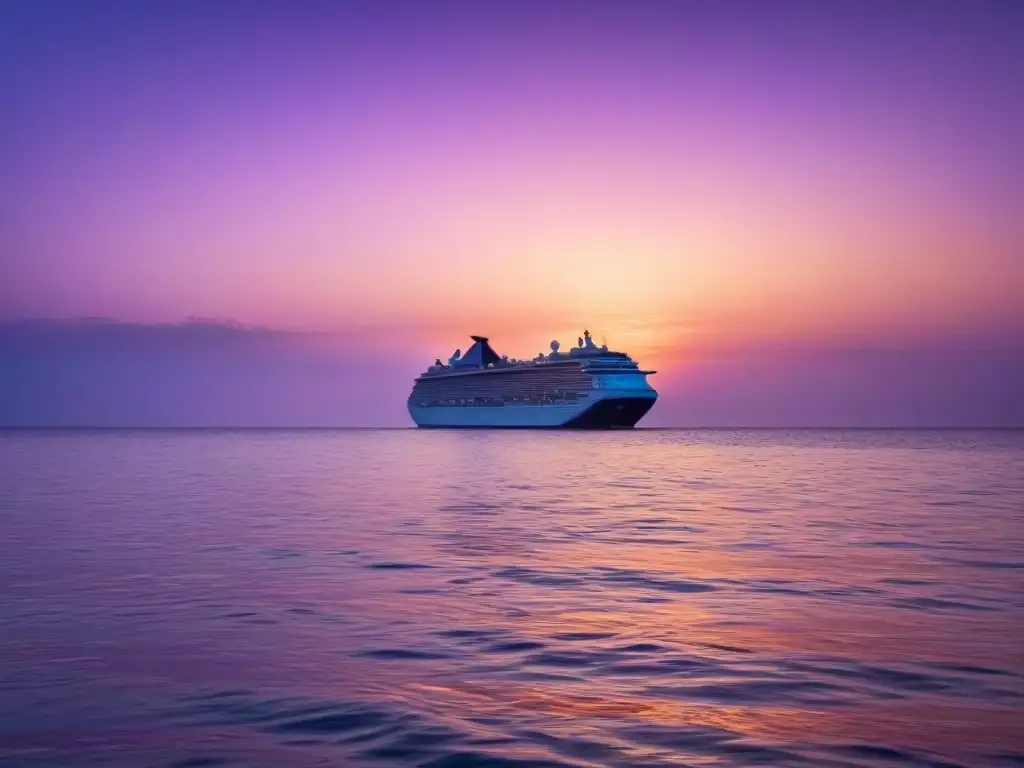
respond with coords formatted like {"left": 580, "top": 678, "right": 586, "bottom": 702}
{"left": 454, "top": 335, "right": 502, "bottom": 369}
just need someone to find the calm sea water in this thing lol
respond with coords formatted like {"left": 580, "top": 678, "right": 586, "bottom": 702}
{"left": 1, "top": 429, "right": 1022, "bottom": 768}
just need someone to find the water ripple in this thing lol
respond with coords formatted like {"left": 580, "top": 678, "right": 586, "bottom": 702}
{"left": 1, "top": 428, "right": 1022, "bottom": 767}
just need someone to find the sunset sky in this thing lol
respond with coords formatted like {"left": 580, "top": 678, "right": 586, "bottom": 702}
{"left": 1, "top": 0, "right": 1022, "bottom": 426}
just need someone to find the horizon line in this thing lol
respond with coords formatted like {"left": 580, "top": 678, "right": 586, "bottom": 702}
{"left": 2, "top": 426, "right": 1021, "bottom": 432}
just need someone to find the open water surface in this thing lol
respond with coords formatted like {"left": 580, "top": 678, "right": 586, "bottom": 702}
{"left": 1, "top": 429, "right": 1022, "bottom": 767}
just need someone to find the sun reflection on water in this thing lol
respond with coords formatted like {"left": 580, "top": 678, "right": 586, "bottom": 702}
{"left": 1, "top": 429, "right": 1022, "bottom": 766}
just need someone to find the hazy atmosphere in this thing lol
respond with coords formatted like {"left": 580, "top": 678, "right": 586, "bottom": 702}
{"left": 2, "top": 0, "right": 1022, "bottom": 426}
{"left": 2, "top": 318, "right": 1022, "bottom": 426}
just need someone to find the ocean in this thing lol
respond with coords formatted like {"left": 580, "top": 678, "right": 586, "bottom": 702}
{"left": 1, "top": 429, "right": 1022, "bottom": 767}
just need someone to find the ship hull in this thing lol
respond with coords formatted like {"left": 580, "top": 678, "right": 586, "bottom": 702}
{"left": 408, "top": 390, "right": 657, "bottom": 429}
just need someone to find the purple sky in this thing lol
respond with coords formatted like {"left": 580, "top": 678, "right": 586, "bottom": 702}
{"left": 1, "top": 0, "right": 1021, "bottom": 425}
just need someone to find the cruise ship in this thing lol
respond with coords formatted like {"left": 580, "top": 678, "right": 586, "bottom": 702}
{"left": 407, "top": 331, "right": 657, "bottom": 428}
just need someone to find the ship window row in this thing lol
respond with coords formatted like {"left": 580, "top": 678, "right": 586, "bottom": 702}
{"left": 412, "top": 376, "right": 590, "bottom": 400}
{"left": 414, "top": 371, "right": 589, "bottom": 389}
{"left": 412, "top": 383, "right": 590, "bottom": 398}
{"left": 413, "top": 395, "right": 583, "bottom": 407}
{"left": 415, "top": 370, "right": 588, "bottom": 385}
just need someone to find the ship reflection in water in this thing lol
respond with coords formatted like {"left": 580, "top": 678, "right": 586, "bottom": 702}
{"left": 1, "top": 429, "right": 1022, "bottom": 766}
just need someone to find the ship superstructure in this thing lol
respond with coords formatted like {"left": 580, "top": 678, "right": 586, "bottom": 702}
{"left": 407, "top": 331, "right": 657, "bottom": 428}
